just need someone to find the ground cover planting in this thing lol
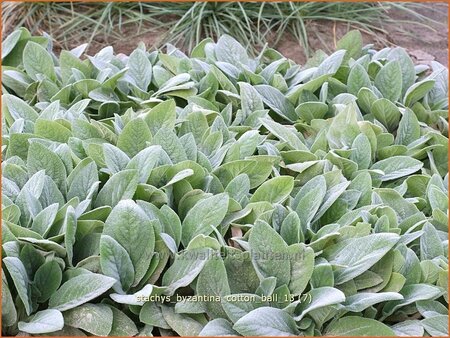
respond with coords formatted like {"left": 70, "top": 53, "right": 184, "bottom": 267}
{"left": 2, "top": 1, "right": 438, "bottom": 59}
{"left": 1, "top": 28, "right": 448, "bottom": 336}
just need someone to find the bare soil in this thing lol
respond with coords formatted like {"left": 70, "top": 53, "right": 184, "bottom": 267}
{"left": 382, "top": 2, "right": 448, "bottom": 66}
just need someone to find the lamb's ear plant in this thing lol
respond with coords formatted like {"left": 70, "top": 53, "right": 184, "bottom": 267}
{"left": 1, "top": 28, "right": 448, "bottom": 337}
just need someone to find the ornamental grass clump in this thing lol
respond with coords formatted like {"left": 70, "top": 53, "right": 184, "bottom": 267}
{"left": 1, "top": 28, "right": 448, "bottom": 336}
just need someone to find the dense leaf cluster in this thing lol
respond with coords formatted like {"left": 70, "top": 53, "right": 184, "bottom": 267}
{"left": 1, "top": 28, "right": 448, "bottom": 336}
